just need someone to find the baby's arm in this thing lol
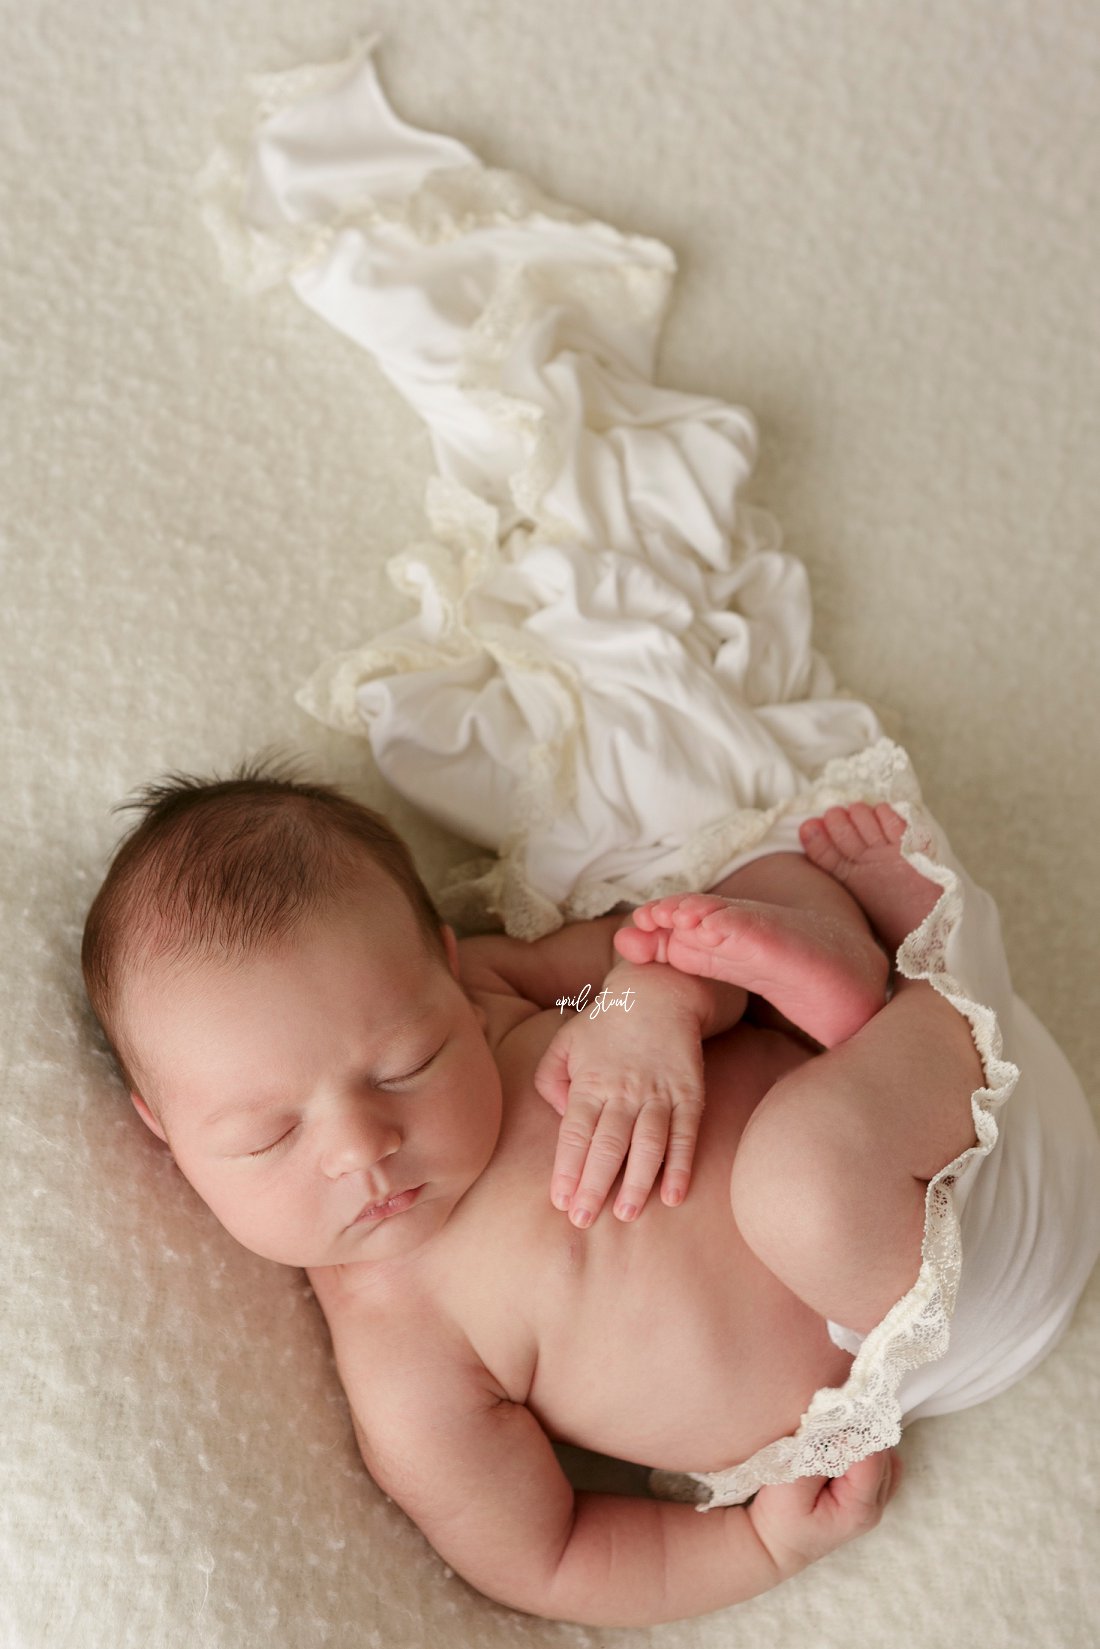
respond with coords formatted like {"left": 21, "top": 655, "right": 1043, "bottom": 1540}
{"left": 337, "top": 1327, "right": 898, "bottom": 1627}
{"left": 533, "top": 958, "right": 744, "bottom": 1225}
{"left": 460, "top": 910, "right": 747, "bottom": 1037}
{"left": 462, "top": 913, "right": 749, "bottom": 1224}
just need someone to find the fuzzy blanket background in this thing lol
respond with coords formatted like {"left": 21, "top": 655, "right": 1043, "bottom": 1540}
{"left": 3, "top": 1, "right": 1098, "bottom": 1644}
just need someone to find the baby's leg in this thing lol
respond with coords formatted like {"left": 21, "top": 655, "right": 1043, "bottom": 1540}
{"left": 617, "top": 851, "right": 890, "bottom": 1048}
{"left": 728, "top": 805, "right": 983, "bottom": 1333}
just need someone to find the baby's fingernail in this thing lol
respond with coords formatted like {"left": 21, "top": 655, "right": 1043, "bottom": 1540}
{"left": 665, "top": 1186, "right": 684, "bottom": 1207}
{"left": 571, "top": 1207, "right": 593, "bottom": 1229}
{"left": 616, "top": 1203, "right": 637, "bottom": 1221}
{"left": 551, "top": 1185, "right": 572, "bottom": 1210}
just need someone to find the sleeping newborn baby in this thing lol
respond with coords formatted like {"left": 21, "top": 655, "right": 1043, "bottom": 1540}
{"left": 81, "top": 762, "right": 985, "bottom": 1627}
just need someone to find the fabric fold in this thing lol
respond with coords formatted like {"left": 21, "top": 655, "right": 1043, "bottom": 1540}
{"left": 196, "top": 38, "right": 883, "bottom": 937}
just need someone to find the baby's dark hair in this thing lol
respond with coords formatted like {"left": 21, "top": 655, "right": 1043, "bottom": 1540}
{"left": 81, "top": 752, "right": 449, "bottom": 1093}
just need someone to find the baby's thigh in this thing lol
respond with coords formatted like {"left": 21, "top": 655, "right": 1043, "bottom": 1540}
{"left": 729, "top": 1058, "right": 928, "bottom": 1335}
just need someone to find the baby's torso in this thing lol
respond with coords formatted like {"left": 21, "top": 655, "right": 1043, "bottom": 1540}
{"left": 411, "top": 1002, "right": 855, "bottom": 1475}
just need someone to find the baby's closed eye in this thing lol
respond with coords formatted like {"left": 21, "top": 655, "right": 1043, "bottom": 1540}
{"left": 240, "top": 1044, "right": 446, "bottom": 1157}
{"left": 377, "top": 1048, "right": 440, "bottom": 1089}
{"left": 249, "top": 1125, "right": 298, "bottom": 1158}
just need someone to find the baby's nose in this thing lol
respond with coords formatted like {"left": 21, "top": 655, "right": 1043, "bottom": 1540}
{"left": 320, "top": 1101, "right": 401, "bottom": 1179}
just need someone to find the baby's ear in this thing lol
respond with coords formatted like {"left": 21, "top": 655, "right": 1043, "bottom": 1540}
{"left": 130, "top": 1091, "right": 168, "bottom": 1144}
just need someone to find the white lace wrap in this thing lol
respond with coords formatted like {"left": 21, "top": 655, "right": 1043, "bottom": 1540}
{"left": 676, "top": 764, "right": 1020, "bottom": 1506}
{"left": 195, "top": 38, "right": 1100, "bottom": 1511}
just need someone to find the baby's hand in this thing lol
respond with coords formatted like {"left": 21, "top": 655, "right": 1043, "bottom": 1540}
{"left": 532, "top": 990, "right": 705, "bottom": 1227}
{"left": 748, "top": 1449, "right": 904, "bottom": 1581}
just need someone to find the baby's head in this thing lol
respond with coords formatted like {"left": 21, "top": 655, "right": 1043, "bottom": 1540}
{"left": 82, "top": 758, "right": 503, "bottom": 1274}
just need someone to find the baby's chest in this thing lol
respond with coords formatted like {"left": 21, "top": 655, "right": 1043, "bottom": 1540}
{"left": 454, "top": 1182, "right": 833, "bottom": 1471}
{"left": 453, "top": 1024, "right": 854, "bottom": 1469}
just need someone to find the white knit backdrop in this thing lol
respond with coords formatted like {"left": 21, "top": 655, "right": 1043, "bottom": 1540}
{"left": 2, "top": 2, "right": 1097, "bottom": 1645}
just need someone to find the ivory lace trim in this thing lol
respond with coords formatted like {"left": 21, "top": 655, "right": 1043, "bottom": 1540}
{"left": 674, "top": 745, "right": 1018, "bottom": 1508}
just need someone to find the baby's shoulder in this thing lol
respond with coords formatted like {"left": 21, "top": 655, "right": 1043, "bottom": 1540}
{"left": 308, "top": 1262, "right": 481, "bottom": 1378}
{"left": 307, "top": 1266, "right": 509, "bottom": 1456}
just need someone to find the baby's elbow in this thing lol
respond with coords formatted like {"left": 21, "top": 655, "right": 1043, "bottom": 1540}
{"left": 438, "top": 1529, "right": 578, "bottom": 1624}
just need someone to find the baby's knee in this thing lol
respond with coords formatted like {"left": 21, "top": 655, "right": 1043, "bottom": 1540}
{"left": 729, "top": 1074, "right": 924, "bottom": 1330}
{"left": 729, "top": 1073, "right": 849, "bottom": 1262}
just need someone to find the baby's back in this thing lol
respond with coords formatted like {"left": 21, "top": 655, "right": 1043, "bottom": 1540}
{"left": 418, "top": 1005, "right": 856, "bottom": 1475}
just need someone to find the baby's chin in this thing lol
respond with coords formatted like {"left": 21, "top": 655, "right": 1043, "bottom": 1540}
{"left": 225, "top": 1196, "right": 450, "bottom": 1273}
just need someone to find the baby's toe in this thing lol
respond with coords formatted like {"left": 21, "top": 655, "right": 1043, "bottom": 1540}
{"left": 799, "top": 817, "right": 840, "bottom": 872}
{"left": 847, "top": 803, "right": 885, "bottom": 847}
{"left": 631, "top": 899, "right": 670, "bottom": 929}
{"left": 874, "top": 803, "right": 907, "bottom": 845}
{"left": 822, "top": 806, "right": 867, "bottom": 861}
{"left": 671, "top": 893, "right": 730, "bottom": 929}
{"left": 615, "top": 925, "right": 661, "bottom": 962}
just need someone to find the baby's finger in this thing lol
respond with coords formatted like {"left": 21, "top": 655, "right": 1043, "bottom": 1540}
{"left": 533, "top": 1035, "right": 572, "bottom": 1117}
{"left": 820, "top": 1449, "right": 901, "bottom": 1534}
{"left": 839, "top": 1450, "right": 890, "bottom": 1500}
{"left": 549, "top": 1092, "right": 603, "bottom": 1210}
{"left": 659, "top": 1094, "right": 703, "bottom": 1208}
{"left": 566, "top": 1106, "right": 638, "bottom": 1228}
{"left": 613, "top": 1101, "right": 674, "bottom": 1220}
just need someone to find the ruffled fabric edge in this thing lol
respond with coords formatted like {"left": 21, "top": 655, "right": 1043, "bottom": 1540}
{"left": 194, "top": 40, "right": 887, "bottom": 942}
{"left": 286, "top": 476, "right": 888, "bottom": 942}
{"left": 195, "top": 34, "right": 390, "bottom": 297}
{"left": 661, "top": 738, "right": 1021, "bottom": 1508}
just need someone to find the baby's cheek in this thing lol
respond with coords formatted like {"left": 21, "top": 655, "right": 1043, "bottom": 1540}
{"left": 188, "top": 1167, "right": 288, "bottom": 1258}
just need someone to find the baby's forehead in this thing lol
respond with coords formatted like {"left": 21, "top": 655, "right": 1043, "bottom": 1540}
{"left": 121, "top": 914, "right": 442, "bottom": 1096}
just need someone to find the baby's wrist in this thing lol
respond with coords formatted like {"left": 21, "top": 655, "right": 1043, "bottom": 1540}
{"left": 601, "top": 957, "right": 710, "bottom": 1021}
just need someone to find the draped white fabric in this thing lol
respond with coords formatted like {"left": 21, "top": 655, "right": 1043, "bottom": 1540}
{"left": 199, "top": 37, "right": 885, "bottom": 937}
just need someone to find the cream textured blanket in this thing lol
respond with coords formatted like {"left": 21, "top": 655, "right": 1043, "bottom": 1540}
{"left": 4, "top": 4, "right": 1099, "bottom": 1646}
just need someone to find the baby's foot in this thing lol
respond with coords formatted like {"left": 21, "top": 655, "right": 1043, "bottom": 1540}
{"left": 798, "top": 803, "right": 941, "bottom": 951}
{"left": 617, "top": 891, "right": 888, "bottom": 1048}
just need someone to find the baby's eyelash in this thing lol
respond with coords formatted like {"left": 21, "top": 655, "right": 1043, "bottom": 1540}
{"left": 249, "top": 1128, "right": 294, "bottom": 1158}
{"left": 382, "top": 1050, "right": 439, "bottom": 1088}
